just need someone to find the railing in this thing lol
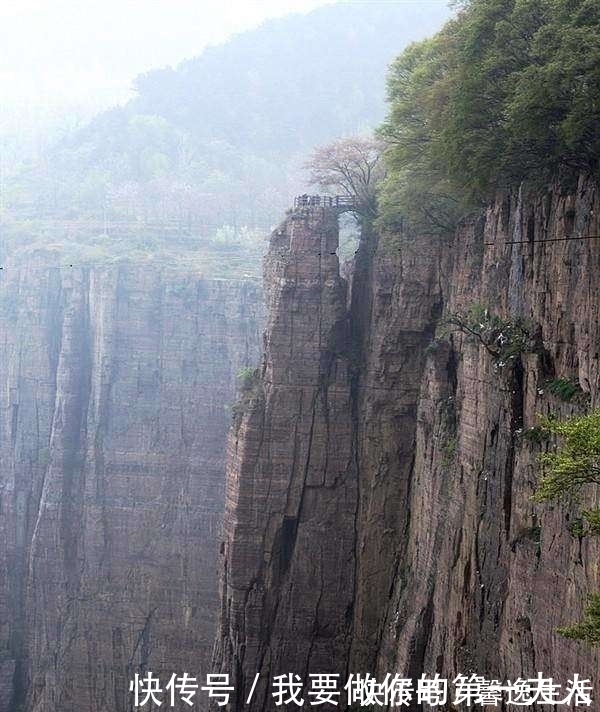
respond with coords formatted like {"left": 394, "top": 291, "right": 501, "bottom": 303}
{"left": 293, "top": 194, "right": 358, "bottom": 209}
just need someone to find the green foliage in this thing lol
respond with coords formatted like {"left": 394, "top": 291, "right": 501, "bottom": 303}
{"left": 567, "top": 517, "right": 585, "bottom": 538}
{"left": 231, "top": 368, "right": 264, "bottom": 428}
{"left": 566, "top": 510, "right": 600, "bottom": 537}
{"left": 379, "top": 0, "right": 600, "bottom": 230}
{"left": 519, "top": 425, "right": 551, "bottom": 444}
{"left": 582, "top": 508, "right": 600, "bottom": 536}
{"left": 533, "top": 411, "right": 600, "bottom": 645}
{"left": 442, "top": 437, "right": 458, "bottom": 466}
{"left": 558, "top": 594, "right": 600, "bottom": 645}
{"left": 546, "top": 377, "right": 590, "bottom": 404}
{"left": 442, "top": 304, "right": 531, "bottom": 366}
{"left": 547, "top": 378, "right": 580, "bottom": 401}
{"left": 0, "top": 223, "right": 265, "bottom": 278}
{"left": 237, "top": 367, "right": 259, "bottom": 393}
{"left": 534, "top": 411, "right": 600, "bottom": 502}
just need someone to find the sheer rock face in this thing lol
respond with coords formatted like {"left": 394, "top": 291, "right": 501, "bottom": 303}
{"left": 0, "top": 264, "right": 263, "bottom": 712}
{"left": 380, "top": 176, "right": 600, "bottom": 687}
{"left": 215, "top": 176, "right": 600, "bottom": 708}
{"left": 214, "top": 208, "right": 357, "bottom": 710}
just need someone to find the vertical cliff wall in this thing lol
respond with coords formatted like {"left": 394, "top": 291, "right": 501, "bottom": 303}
{"left": 379, "top": 176, "right": 600, "bottom": 688}
{"left": 215, "top": 175, "right": 600, "bottom": 708}
{"left": 0, "top": 262, "right": 263, "bottom": 712}
{"left": 214, "top": 206, "right": 357, "bottom": 709}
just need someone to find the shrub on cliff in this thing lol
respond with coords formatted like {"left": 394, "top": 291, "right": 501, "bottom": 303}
{"left": 559, "top": 594, "right": 600, "bottom": 645}
{"left": 441, "top": 304, "right": 531, "bottom": 367}
{"left": 534, "top": 411, "right": 600, "bottom": 502}
{"left": 236, "top": 367, "right": 260, "bottom": 394}
{"left": 534, "top": 410, "right": 600, "bottom": 645}
{"left": 546, "top": 377, "right": 590, "bottom": 405}
{"left": 378, "top": 0, "right": 600, "bottom": 230}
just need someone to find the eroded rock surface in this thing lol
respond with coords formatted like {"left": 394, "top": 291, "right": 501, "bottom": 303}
{"left": 214, "top": 207, "right": 357, "bottom": 709}
{"left": 0, "top": 263, "right": 263, "bottom": 712}
{"left": 215, "top": 177, "right": 600, "bottom": 709}
{"left": 381, "top": 177, "right": 600, "bottom": 689}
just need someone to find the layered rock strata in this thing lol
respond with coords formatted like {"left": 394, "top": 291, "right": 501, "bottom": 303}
{"left": 214, "top": 206, "right": 357, "bottom": 709}
{"left": 0, "top": 263, "right": 263, "bottom": 712}
{"left": 215, "top": 176, "right": 600, "bottom": 709}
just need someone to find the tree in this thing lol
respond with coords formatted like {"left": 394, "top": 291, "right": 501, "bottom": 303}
{"left": 442, "top": 304, "right": 530, "bottom": 364}
{"left": 534, "top": 410, "right": 600, "bottom": 502}
{"left": 534, "top": 410, "right": 600, "bottom": 645}
{"left": 303, "top": 136, "right": 385, "bottom": 217}
{"left": 378, "top": 0, "right": 600, "bottom": 231}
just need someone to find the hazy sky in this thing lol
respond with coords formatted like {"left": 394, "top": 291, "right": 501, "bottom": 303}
{"left": 0, "top": 0, "right": 336, "bottom": 110}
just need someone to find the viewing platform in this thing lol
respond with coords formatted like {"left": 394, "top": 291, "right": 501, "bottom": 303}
{"left": 293, "top": 194, "right": 358, "bottom": 212}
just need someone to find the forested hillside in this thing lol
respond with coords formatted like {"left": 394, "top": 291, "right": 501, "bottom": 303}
{"left": 378, "top": 0, "right": 600, "bottom": 232}
{"left": 4, "top": 1, "right": 449, "bottom": 239}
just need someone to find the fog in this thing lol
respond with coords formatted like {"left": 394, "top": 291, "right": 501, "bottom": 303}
{"left": 0, "top": 0, "right": 335, "bottom": 108}
{"left": 1, "top": 3, "right": 597, "bottom": 710}
{"left": 0, "top": 0, "right": 451, "bottom": 273}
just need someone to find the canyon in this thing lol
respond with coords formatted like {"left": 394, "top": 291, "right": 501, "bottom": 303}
{"left": 3, "top": 1, "right": 598, "bottom": 710}
{"left": 2, "top": 175, "right": 600, "bottom": 712}
{"left": 215, "top": 175, "right": 600, "bottom": 708}
{"left": 0, "top": 261, "right": 263, "bottom": 711}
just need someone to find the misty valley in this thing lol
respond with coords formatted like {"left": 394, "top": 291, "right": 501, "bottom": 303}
{"left": 1, "top": 1, "right": 600, "bottom": 711}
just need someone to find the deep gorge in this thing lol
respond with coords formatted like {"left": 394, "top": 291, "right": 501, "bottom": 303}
{"left": 3, "top": 1, "right": 600, "bottom": 710}
{"left": 3, "top": 176, "right": 600, "bottom": 711}
{"left": 214, "top": 176, "right": 600, "bottom": 708}
{"left": 0, "top": 263, "right": 263, "bottom": 711}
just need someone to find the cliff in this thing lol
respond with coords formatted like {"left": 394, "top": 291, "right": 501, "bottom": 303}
{"left": 215, "top": 176, "right": 600, "bottom": 707}
{"left": 379, "top": 176, "right": 600, "bottom": 685}
{"left": 0, "top": 262, "right": 263, "bottom": 712}
{"left": 214, "top": 206, "right": 357, "bottom": 708}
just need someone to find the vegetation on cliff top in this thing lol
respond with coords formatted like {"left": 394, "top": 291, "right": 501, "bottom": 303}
{"left": 378, "top": 0, "right": 600, "bottom": 231}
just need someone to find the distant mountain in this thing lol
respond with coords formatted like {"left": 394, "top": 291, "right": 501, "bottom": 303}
{"left": 6, "top": 1, "right": 451, "bottom": 237}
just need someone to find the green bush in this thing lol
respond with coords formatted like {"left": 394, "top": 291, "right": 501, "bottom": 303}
{"left": 546, "top": 377, "right": 590, "bottom": 404}
{"left": 520, "top": 425, "right": 551, "bottom": 444}
{"left": 237, "top": 367, "right": 259, "bottom": 393}
{"left": 442, "top": 304, "right": 531, "bottom": 367}
{"left": 567, "top": 517, "right": 585, "bottom": 538}
{"left": 558, "top": 594, "right": 600, "bottom": 645}
{"left": 534, "top": 410, "right": 600, "bottom": 502}
{"left": 534, "top": 410, "right": 600, "bottom": 645}
{"left": 442, "top": 437, "right": 458, "bottom": 466}
{"left": 582, "top": 508, "right": 600, "bottom": 536}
